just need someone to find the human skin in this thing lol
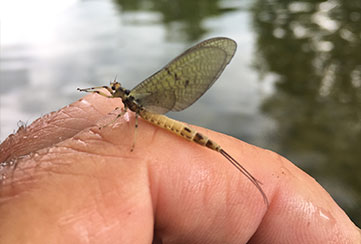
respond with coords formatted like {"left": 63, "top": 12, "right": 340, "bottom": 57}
{"left": 0, "top": 94, "right": 360, "bottom": 244}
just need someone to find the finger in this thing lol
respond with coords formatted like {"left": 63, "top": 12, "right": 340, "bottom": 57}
{"left": 0, "top": 93, "right": 122, "bottom": 163}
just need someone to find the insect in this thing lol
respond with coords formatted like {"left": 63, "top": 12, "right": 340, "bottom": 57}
{"left": 78, "top": 37, "right": 269, "bottom": 206}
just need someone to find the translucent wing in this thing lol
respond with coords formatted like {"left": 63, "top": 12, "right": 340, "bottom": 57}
{"left": 129, "top": 37, "right": 237, "bottom": 114}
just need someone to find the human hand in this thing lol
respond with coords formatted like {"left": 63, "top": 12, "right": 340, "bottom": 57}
{"left": 0, "top": 94, "right": 360, "bottom": 243}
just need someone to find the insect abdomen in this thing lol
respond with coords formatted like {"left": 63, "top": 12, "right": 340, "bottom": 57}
{"left": 139, "top": 110, "right": 221, "bottom": 151}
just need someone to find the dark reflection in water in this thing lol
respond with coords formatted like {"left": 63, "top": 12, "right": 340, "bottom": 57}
{"left": 251, "top": 0, "right": 361, "bottom": 224}
{"left": 114, "top": 0, "right": 238, "bottom": 41}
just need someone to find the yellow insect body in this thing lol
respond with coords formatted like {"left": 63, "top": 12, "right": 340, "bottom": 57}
{"left": 78, "top": 37, "right": 269, "bottom": 206}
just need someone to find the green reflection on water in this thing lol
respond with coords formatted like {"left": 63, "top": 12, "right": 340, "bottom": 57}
{"left": 252, "top": 0, "right": 361, "bottom": 225}
{"left": 113, "top": 0, "right": 237, "bottom": 41}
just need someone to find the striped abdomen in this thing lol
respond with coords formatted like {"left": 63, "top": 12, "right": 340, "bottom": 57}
{"left": 139, "top": 110, "right": 221, "bottom": 152}
{"left": 138, "top": 109, "right": 269, "bottom": 206}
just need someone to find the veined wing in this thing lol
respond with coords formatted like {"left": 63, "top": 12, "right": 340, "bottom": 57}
{"left": 129, "top": 37, "right": 237, "bottom": 114}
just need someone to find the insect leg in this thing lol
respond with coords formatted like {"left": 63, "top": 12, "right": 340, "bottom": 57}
{"left": 100, "top": 107, "right": 128, "bottom": 129}
{"left": 130, "top": 113, "right": 139, "bottom": 152}
{"left": 116, "top": 107, "right": 127, "bottom": 121}
{"left": 77, "top": 86, "right": 113, "bottom": 98}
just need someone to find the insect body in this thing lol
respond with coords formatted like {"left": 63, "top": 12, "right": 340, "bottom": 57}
{"left": 78, "top": 37, "right": 269, "bottom": 206}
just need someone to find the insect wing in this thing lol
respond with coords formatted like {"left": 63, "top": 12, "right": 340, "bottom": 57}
{"left": 130, "top": 37, "right": 237, "bottom": 114}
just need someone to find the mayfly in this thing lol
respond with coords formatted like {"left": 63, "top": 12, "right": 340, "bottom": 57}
{"left": 78, "top": 37, "right": 269, "bottom": 206}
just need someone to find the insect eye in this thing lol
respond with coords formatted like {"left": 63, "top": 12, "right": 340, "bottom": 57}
{"left": 110, "top": 82, "right": 116, "bottom": 90}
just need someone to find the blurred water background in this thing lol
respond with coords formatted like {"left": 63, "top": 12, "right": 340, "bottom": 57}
{"left": 1, "top": 0, "right": 360, "bottom": 225}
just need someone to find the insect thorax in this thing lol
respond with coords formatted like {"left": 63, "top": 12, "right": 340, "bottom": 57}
{"left": 122, "top": 95, "right": 142, "bottom": 113}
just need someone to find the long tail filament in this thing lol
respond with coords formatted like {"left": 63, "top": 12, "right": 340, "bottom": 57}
{"left": 220, "top": 149, "right": 269, "bottom": 207}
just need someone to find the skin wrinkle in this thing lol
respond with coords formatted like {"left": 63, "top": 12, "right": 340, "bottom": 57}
{"left": 147, "top": 159, "right": 158, "bottom": 214}
{"left": 205, "top": 189, "right": 230, "bottom": 242}
{"left": 66, "top": 105, "right": 103, "bottom": 126}
{"left": 55, "top": 132, "right": 147, "bottom": 182}
{"left": 64, "top": 127, "right": 131, "bottom": 158}
{"left": 88, "top": 127, "right": 104, "bottom": 138}
{"left": 61, "top": 144, "right": 116, "bottom": 158}
{"left": 0, "top": 96, "right": 117, "bottom": 164}
{"left": 3, "top": 145, "right": 97, "bottom": 198}
{"left": 50, "top": 118, "right": 84, "bottom": 132}
{"left": 92, "top": 178, "right": 116, "bottom": 227}
{"left": 11, "top": 159, "right": 55, "bottom": 188}
{"left": 94, "top": 129, "right": 125, "bottom": 148}
{"left": 48, "top": 117, "right": 82, "bottom": 132}
{"left": 249, "top": 178, "right": 281, "bottom": 243}
{"left": 58, "top": 141, "right": 125, "bottom": 162}
{"left": 1, "top": 170, "right": 39, "bottom": 201}
{"left": 95, "top": 96, "right": 124, "bottom": 117}
{"left": 78, "top": 97, "right": 108, "bottom": 117}
{"left": 56, "top": 180, "right": 108, "bottom": 242}
{"left": 64, "top": 142, "right": 139, "bottom": 162}
{"left": 56, "top": 108, "right": 74, "bottom": 120}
